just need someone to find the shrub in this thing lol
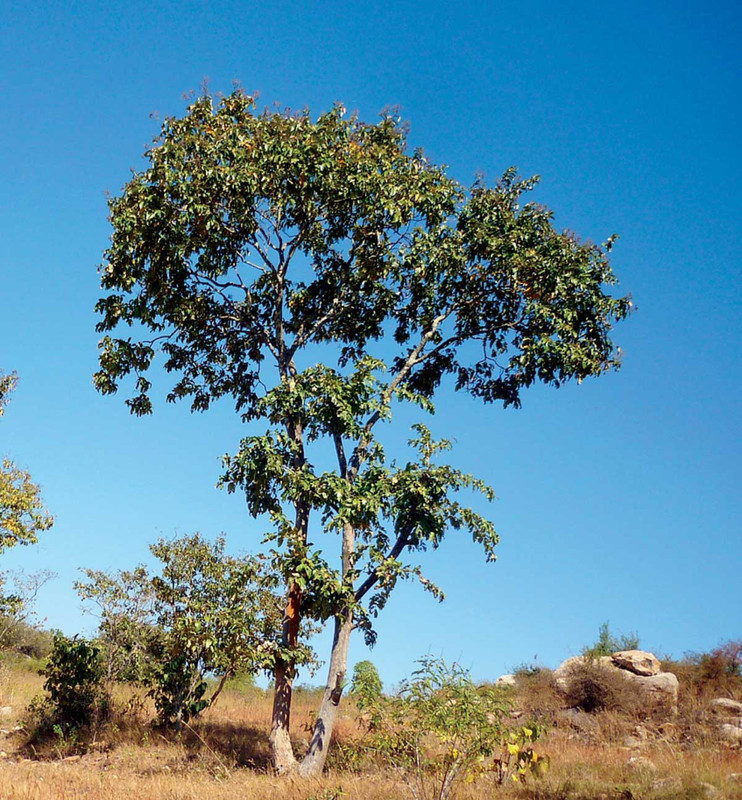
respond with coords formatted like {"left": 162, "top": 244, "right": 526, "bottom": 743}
{"left": 360, "top": 656, "right": 545, "bottom": 800}
{"left": 349, "top": 660, "right": 383, "bottom": 711}
{"left": 582, "top": 621, "right": 639, "bottom": 658}
{"left": 563, "top": 661, "right": 644, "bottom": 715}
{"left": 27, "top": 633, "right": 109, "bottom": 749}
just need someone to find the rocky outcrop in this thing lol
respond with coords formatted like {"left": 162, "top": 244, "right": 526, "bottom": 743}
{"left": 494, "top": 673, "right": 517, "bottom": 688}
{"left": 554, "top": 650, "right": 678, "bottom": 709}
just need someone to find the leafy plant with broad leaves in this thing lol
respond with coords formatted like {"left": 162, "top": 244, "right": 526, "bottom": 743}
{"left": 94, "top": 90, "right": 630, "bottom": 773}
{"left": 358, "top": 656, "right": 543, "bottom": 800}
{"left": 38, "top": 633, "right": 107, "bottom": 731}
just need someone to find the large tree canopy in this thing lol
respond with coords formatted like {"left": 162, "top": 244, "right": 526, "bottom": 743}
{"left": 95, "top": 91, "right": 630, "bottom": 775}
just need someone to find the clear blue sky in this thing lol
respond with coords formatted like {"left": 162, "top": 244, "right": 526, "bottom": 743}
{"left": 1, "top": 0, "right": 740, "bottom": 687}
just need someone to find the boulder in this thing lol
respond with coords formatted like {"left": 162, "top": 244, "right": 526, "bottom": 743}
{"left": 494, "top": 674, "right": 517, "bottom": 688}
{"left": 710, "top": 698, "right": 742, "bottom": 717}
{"left": 624, "top": 670, "right": 679, "bottom": 707}
{"left": 553, "top": 652, "right": 678, "bottom": 710}
{"left": 626, "top": 755, "right": 657, "bottom": 774}
{"left": 720, "top": 723, "right": 742, "bottom": 745}
{"left": 611, "top": 650, "right": 661, "bottom": 676}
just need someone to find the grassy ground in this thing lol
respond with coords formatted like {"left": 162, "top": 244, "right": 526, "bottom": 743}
{"left": 0, "top": 657, "right": 741, "bottom": 799}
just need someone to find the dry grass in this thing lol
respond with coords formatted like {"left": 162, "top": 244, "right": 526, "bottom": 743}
{"left": 0, "top": 662, "right": 741, "bottom": 799}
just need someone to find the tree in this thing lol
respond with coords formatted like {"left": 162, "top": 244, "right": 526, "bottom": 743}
{"left": 350, "top": 659, "right": 383, "bottom": 711}
{"left": 76, "top": 533, "right": 304, "bottom": 730}
{"left": 94, "top": 90, "right": 630, "bottom": 774}
{"left": 0, "top": 372, "right": 54, "bottom": 552}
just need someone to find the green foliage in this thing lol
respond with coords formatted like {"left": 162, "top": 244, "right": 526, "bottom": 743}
{"left": 76, "top": 532, "right": 306, "bottom": 728}
{"left": 583, "top": 621, "right": 640, "bottom": 658}
{"left": 39, "top": 633, "right": 107, "bottom": 730}
{"left": 0, "top": 372, "right": 53, "bottom": 554}
{"left": 350, "top": 659, "right": 383, "bottom": 711}
{"left": 94, "top": 92, "right": 630, "bottom": 637}
{"left": 94, "top": 90, "right": 630, "bottom": 767}
{"left": 359, "top": 656, "right": 538, "bottom": 799}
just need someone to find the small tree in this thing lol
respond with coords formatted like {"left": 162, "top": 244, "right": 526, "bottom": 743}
{"left": 350, "top": 659, "right": 383, "bottom": 711}
{"left": 95, "top": 90, "right": 630, "bottom": 773}
{"left": 0, "top": 372, "right": 53, "bottom": 553}
{"left": 77, "top": 533, "right": 300, "bottom": 730}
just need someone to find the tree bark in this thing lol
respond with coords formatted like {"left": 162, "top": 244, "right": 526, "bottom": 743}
{"left": 269, "top": 581, "right": 302, "bottom": 772}
{"left": 297, "top": 609, "right": 354, "bottom": 776}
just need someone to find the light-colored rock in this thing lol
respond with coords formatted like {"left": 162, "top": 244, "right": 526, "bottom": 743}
{"left": 698, "top": 782, "right": 718, "bottom": 798}
{"left": 611, "top": 650, "right": 661, "bottom": 676}
{"left": 626, "top": 755, "right": 657, "bottom": 773}
{"left": 710, "top": 698, "right": 742, "bottom": 716}
{"left": 624, "top": 670, "right": 679, "bottom": 708}
{"left": 554, "top": 653, "right": 679, "bottom": 709}
{"left": 494, "top": 674, "right": 517, "bottom": 688}
{"left": 0, "top": 708, "right": 12, "bottom": 719}
{"left": 562, "top": 708, "right": 598, "bottom": 732}
{"left": 720, "top": 723, "right": 742, "bottom": 745}
{"left": 653, "top": 777, "right": 683, "bottom": 792}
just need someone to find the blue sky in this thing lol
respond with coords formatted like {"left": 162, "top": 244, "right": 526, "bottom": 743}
{"left": 1, "top": 0, "right": 740, "bottom": 687}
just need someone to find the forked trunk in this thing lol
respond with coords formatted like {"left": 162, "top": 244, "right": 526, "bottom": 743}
{"left": 297, "top": 610, "right": 354, "bottom": 776}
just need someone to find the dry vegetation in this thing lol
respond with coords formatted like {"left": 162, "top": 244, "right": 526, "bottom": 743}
{"left": 0, "top": 650, "right": 741, "bottom": 800}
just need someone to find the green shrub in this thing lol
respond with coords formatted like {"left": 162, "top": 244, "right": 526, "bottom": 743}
{"left": 349, "top": 660, "right": 383, "bottom": 711}
{"left": 360, "top": 656, "right": 545, "bottom": 800}
{"left": 40, "top": 633, "right": 108, "bottom": 729}
{"left": 583, "top": 621, "right": 639, "bottom": 658}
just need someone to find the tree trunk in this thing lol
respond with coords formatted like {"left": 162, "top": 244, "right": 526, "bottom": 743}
{"left": 269, "top": 581, "right": 302, "bottom": 773}
{"left": 297, "top": 609, "right": 354, "bottom": 776}
{"left": 269, "top": 661, "right": 297, "bottom": 772}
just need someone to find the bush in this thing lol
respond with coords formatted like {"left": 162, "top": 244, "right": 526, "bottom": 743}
{"left": 349, "top": 660, "right": 383, "bottom": 711}
{"left": 40, "top": 633, "right": 108, "bottom": 729}
{"left": 359, "top": 657, "right": 545, "bottom": 799}
{"left": 26, "top": 633, "right": 110, "bottom": 754}
{"left": 563, "top": 661, "right": 643, "bottom": 715}
{"left": 582, "top": 621, "right": 639, "bottom": 658}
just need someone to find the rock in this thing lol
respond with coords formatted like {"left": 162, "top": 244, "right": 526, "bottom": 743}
{"left": 720, "top": 723, "right": 742, "bottom": 745}
{"left": 653, "top": 777, "right": 683, "bottom": 792}
{"left": 624, "top": 670, "right": 679, "bottom": 708}
{"left": 626, "top": 755, "right": 657, "bottom": 773}
{"left": 562, "top": 708, "right": 598, "bottom": 732}
{"left": 611, "top": 650, "right": 661, "bottom": 676}
{"left": 494, "top": 674, "right": 517, "bottom": 688}
{"left": 698, "top": 782, "right": 718, "bottom": 798}
{"left": 623, "top": 735, "right": 645, "bottom": 749}
{"left": 710, "top": 698, "right": 742, "bottom": 716}
{"left": 0, "top": 708, "right": 12, "bottom": 719}
{"left": 554, "top": 652, "right": 679, "bottom": 709}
